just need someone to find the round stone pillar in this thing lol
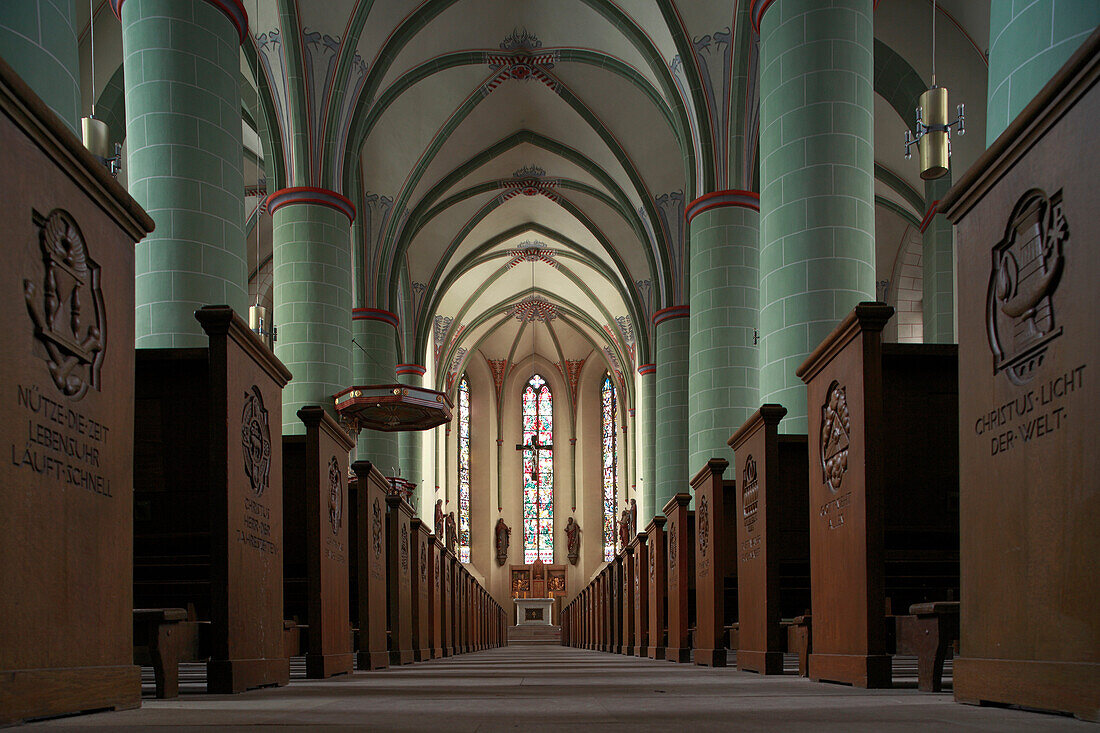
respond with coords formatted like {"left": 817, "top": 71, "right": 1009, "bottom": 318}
{"left": 352, "top": 308, "right": 399, "bottom": 470}
{"left": 653, "top": 306, "right": 689, "bottom": 515}
{"left": 397, "top": 363, "right": 426, "bottom": 514}
{"left": 637, "top": 364, "right": 656, "bottom": 523}
{"left": 754, "top": 0, "right": 876, "bottom": 433}
{"left": 987, "top": 1, "right": 1100, "bottom": 144}
{"left": 686, "top": 191, "right": 760, "bottom": 469}
{"left": 0, "top": 0, "right": 80, "bottom": 133}
{"left": 269, "top": 188, "right": 354, "bottom": 434}
{"left": 922, "top": 177, "right": 954, "bottom": 343}
{"left": 117, "top": 0, "right": 248, "bottom": 347}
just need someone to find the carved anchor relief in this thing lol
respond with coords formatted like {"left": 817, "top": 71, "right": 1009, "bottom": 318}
{"left": 988, "top": 188, "right": 1067, "bottom": 385}
{"left": 24, "top": 209, "right": 105, "bottom": 400}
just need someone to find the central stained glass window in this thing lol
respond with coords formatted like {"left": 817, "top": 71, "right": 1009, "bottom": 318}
{"left": 602, "top": 373, "right": 617, "bottom": 561}
{"left": 522, "top": 374, "right": 554, "bottom": 563}
{"left": 458, "top": 375, "right": 471, "bottom": 563}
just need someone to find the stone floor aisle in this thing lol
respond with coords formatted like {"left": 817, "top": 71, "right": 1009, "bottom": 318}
{"left": 28, "top": 646, "right": 1093, "bottom": 731}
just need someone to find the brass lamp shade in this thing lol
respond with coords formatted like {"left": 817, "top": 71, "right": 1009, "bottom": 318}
{"left": 918, "top": 87, "right": 950, "bottom": 180}
{"left": 81, "top": 116, "right": 111, "bottom": 159}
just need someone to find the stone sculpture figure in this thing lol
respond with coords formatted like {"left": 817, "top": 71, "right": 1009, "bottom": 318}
{"left": 629, "top": 498, "right": 637, "bottom": 536}
{"left": 435, "top": 499, "right": 445, "bottom": 538}
{"left": 619, "top": 508, "right": 631, "bottom": 548}
{"left": 445, "top": 511, "right": 457, "bottom": 555}
{"left": 565, "top": 517, "right": 580, "bottom": 565}
{"left": 495, "top": 518, "right": 511, "bottom": 566}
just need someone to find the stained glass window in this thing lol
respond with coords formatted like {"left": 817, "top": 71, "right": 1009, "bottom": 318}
{"left": 602, "top": 374, "right": 617, "bottom": 561}
{"left": 458, "top": 375, "right": 471, "bottom": 563}
{"left": 522, "top": 374, "right": 554, "bottom": 563}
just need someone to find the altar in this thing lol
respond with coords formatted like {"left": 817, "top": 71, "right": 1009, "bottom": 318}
{"left": 515, "top": 598, "right": 556, "bottom": 626}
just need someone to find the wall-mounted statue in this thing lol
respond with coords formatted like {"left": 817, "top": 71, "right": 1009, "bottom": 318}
{"left": 630, "top": 498, "right": 637, "bottom": 536}
{"left": 618, "top": 507, "right": 631, "bottom": 549}
{"left": 494, "top": 518, "right": 511, "bottom": 566}
{"left": 434, "top": 499, "right": 444, "bottom": 538}
{"left": 445, "top": 511, "right": 457, "bottom": 555}
{"left": 565, "top": 517, "right": 580, "bottom": 565}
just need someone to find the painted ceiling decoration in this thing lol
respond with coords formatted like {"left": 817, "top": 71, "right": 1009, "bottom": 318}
{"left": 85, "top": 0, "right": 979, "bottom": 426}
{"left": 509, "top": 296, "right": 558, "bottom": 323}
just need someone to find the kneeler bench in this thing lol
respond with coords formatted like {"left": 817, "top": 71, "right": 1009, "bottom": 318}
{"left": 787, "top": 615, "right": 812, "bottom": 677}
{"left": 895, "top": 602, "right": 959, "bottom": 692}
{"left": 133, "top": 609, "right": 210, "bottom": 698}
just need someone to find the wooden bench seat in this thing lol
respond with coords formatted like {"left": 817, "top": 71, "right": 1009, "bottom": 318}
{"left": 132, "top": 609, "right": 210, "bottom": 699}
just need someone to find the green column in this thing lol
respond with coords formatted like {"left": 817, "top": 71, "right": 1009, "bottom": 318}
{"left": 637, "top": 364, "right": 656, "bottom": 523}
{"left": 397, "top": 363, "right": 426, "bottom": 514}
{"left": 0, "top": 0, "right": 79, "bottom": 133}
{"left": 654, "top": 308, "right": 689, "bottom": 514}
{"left": 687, "top": 193, "right": 760, "bottom": 469}
{"left": 121, "top": 0, "right": 247, "bottom": 347}
{"left": 922, "top": 177, "right": 954, "bottom": 343}
{"left": 270, "top": 194, "right": 353, "bottom": 434}
{"left": 987, "top": 0, "right": 1100, "bottom": 145}
{"left": 352, "top": 310, "right": 399, "bottom": 470}
{"left": 756, "top": 0, "right": 876, "bottom": 434}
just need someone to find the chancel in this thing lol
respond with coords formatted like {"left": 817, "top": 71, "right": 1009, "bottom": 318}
{"left": 0, "top": 0, "right": 1097, "bottom": 729}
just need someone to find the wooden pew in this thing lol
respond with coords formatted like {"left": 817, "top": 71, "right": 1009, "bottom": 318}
{"left": 411, "top": 519, "right": 432, "bottom": 662}
{"left": 646, "top": 516, "right": 668, "bottom": 659}
{"left": 131, "top": 308, "right": 292, "bottom": 694}
{"left": 351, "top": 460, "right": 389, "bottom": 670}
{"left": 607, "top": 561, "right": 616, "bottom": 647}
{"left": 729, "top": 405, "right": 810, "bottom": 675}
{"left": 281, "top": 406, "right": 355, "bottom": 678}
{"left": 430, "top": 536, "right": 444, "bottom": 658}
{"left": 611, "top": 557, "right": 623, "bottom": 653}
{"left": 942, "top": 32, "right": 1099, "bottom": 722}
{"left": 621, "top": 545, "right": 635, "bottom": 654}
{"left": 631, "top": 531, "right": 649, "bottom": 656}
{"left": 441, "top": 548, "right": 455, "bottom": 657}
{"left": 691, "top": 459, "right": 737, "bottom": 667}
{"left": 386, "top": 493, "right": 415, "bottom": 665}
{"left": 795, "top": 303, "right": 959, "bottom": 688}
{"left": 664, "top": 493, "right": 695, "bottom": 662}
{"left": 0, "top": 58, "right": 154, "bottom": 724}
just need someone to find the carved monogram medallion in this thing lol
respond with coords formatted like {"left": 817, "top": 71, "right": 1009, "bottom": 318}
{"left": 742, "top": 455, "right": 758, "bottom": 533}
{"left": 371, "top": 498, "right": 383, "bottom": 558}
{"left": 821, "top": 381, "right": 850, "bottom": 494}
{"left": 987, "top": 188, "right": 1067, "bottom": 385}
{"left": 400, "top": 523, "right": 409, "bottom": 576}
{"left": 24, "top": 209, "right": 105, "bottom": 400}
{"left": 241, "top": 385, "right": 272, "bottom": 497}
{"left": 649, "top": 548, "right": 656, "bottom": 582}
{"left": 328, "top": 456, "right": 342, "bottom": 535}
{"left": 420, "top": 543, "right": 427, "bottom": 583}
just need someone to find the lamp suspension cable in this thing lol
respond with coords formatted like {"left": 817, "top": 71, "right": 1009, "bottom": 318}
{"left": 89, "top": 0, "right": 95, "bottom": 117}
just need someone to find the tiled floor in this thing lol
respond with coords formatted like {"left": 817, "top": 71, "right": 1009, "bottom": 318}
{"left": 27, "top": 646, "right": 1093, "bottom": 731}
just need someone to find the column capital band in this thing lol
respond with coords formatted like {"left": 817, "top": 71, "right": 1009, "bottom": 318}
{"left": 112, "top": 0, "right": 249, "bottom": 44}
{"left": 352, "top": 308, "right": 399, "bottom": 328}
{"left": 652, "top": 305, "right": 689, "bottom": 326}
{"left": 637, "top": 363, "right": 656, "bottom": 375}
{"left": 267, "top": 186, "right": 356, "bottom": 223}
{"left": 685, "top": 189, "right": 760, "bottom": 223}
{"left": 396, "top": 363, "right": 427, "bottom": 376}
